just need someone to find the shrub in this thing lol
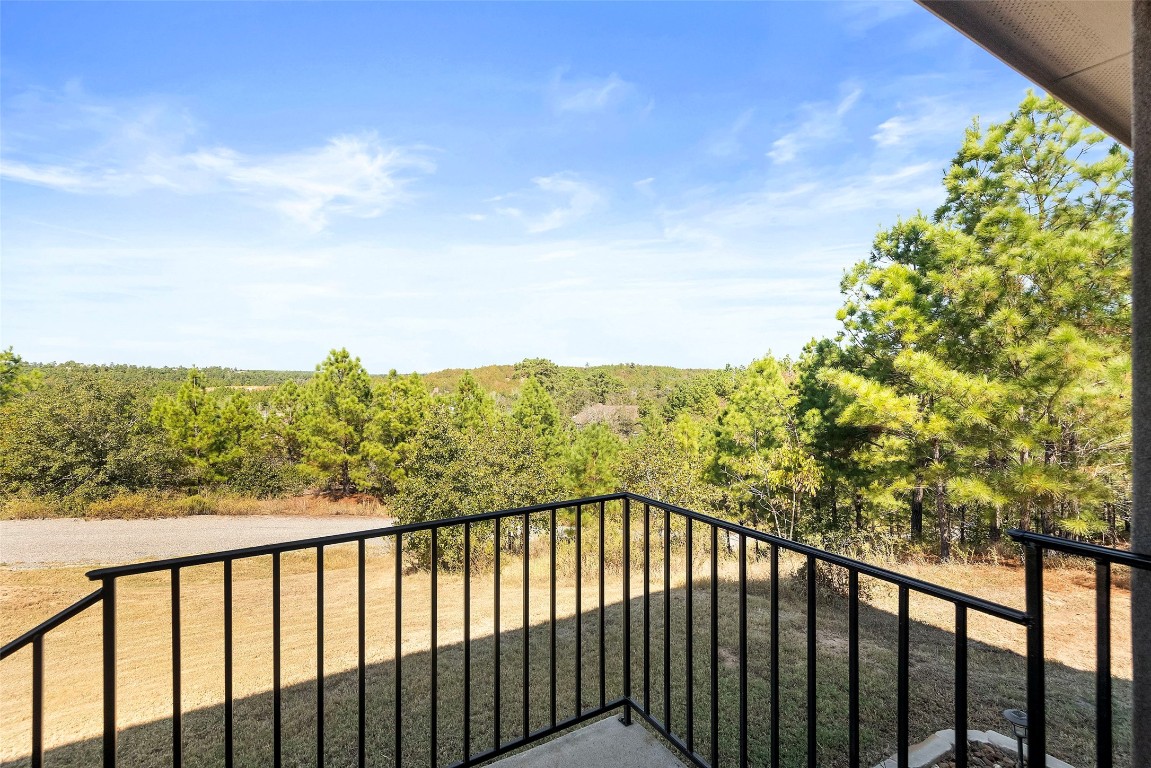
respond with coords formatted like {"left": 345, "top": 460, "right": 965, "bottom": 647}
{"left": 0, "top": 496, "right": 66, "bottom": 520}
{"left": 86, "top": 493, "right": 167, "bottom": 520}
{"left": 794, "top": 556, "right": 875, "bottom": 602}
{"left": 174, "top": 495, "right": 218, "bottom": 516}
{"left": 225, "top": 454, "right": 311, "bottom": 498}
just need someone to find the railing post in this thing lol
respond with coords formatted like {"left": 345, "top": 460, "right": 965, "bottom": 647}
{"left": 1024, "top": 542, "right": 1046, "bottom": 768}
{"left": 102, "top": 577, "right": 116, "bottom": 768}
{"left": 172, "top": 568, "right": 182, "bottom": 768}
{"left": 622, "top": 496, "right": 632, "bottom": 725}
{"left": 31, "top": 634, "right": 43, "bottom": 768}
{"left": 1095, "top": 560, "right": 1112, "bottom": 768}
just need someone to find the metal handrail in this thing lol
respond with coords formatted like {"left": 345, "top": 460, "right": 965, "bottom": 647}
{"left": 635, "top": 493, "right": 1028, "bottom": 624}
{"left": 1008, "top": 528, "right": 1151, "bottom": 569}
{"left": 0, "top": 588, "right": 103, "bottom": 661}
{"left": 82, "top": 491, "right": 1027, "bottom": 624}
{"left": 4, "top": 495, "right": 1139, "bottom": 768}
{"left": 1006, "top": 527, "right": 1147, "bottom": 768}
{"left": 84, "top": 492, "right": 626, "bottom": 579}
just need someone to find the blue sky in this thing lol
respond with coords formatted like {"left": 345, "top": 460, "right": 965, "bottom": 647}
{"left": 0, "top": 2, "right": 1034, "bottom": 373}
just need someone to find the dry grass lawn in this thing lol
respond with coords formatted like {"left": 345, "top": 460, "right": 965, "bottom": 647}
{"left": 0, "top": 525, "right": 1133, "bottom": 768}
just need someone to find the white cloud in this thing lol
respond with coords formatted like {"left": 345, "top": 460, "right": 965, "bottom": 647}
{"left": 0, "top": 89, "right": 434, "bottom": 231}
{"left": 871, "top": 100, "right": 969, "bottom": 148}
{"left": 188, "top": 135, "right": 434, "bottom": 231}
{"left": 527, "top": 173, "right": 602, "bottom": 232}
{"left": 833, "top": 1, "right": 919, "bottom": 35}
{"left": 707, "top": 109, "right": 755, "bottom": 158}
{"left": 550, "top": 72, "right": 637, "bottom": 113}
{"left": 767, "top": 86, "right": 863, "bottom": 164}
{"left": 493, "top": 172, "right": 603, "bottom": 233}
{"left": 693, "top": 161, "right": 940, "bottom": 230}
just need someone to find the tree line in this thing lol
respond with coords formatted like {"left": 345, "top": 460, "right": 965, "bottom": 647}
{"left": 0, "top": 94, "right": 1132, "bottom": 559}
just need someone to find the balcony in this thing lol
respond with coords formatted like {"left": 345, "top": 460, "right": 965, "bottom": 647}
{"left": 2, "top": 493, "right": 1148, "bottom": 768}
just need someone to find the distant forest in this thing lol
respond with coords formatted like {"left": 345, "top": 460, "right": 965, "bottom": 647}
{"left": 0, "top": 94, "right": 1133, "bottom": 560}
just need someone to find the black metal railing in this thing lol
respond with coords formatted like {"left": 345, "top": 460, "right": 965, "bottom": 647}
{"left": 1007, "top": 528, "right": 1151, "bottom": 768}
{"left": 2, "top": 493, "right": 1148, "bottom": 768}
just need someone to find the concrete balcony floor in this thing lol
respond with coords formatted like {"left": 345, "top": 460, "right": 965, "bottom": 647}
{"left": 486, "top": 716, "right": 685, "bottom": 768}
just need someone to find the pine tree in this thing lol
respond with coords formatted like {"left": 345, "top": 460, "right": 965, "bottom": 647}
{"left": 451, "top": 371, "right": 496, "bottom": 432}
{"left": 364, "top": 371, "right": 433, "bottom": 495}
{"left": 711, "top": 355, "right": 821, "bottom": 538}
{"left": 153, "top": 370, "right": 223, "bottom": 486}
{"left": 512, "top": 376, "right": 564, "bottom": 463}
{"left": 302, "top": 349, "right": 374, "bottom": 496}
{"left": 566, "top": 422, "right": 622, "bottom": 495}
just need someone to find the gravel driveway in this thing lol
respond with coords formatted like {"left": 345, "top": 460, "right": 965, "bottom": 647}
{"left": 0, "top": 516, "right": 394, "bottom": 568}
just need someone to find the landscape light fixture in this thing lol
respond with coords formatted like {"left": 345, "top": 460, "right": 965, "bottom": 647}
{"left": 1002, "top": 709, "right": 1029, "bottom": 768}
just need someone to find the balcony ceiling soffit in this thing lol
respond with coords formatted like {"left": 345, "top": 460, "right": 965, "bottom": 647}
{"left": 916, "top": 0, "right": 1133, "bottom": 146}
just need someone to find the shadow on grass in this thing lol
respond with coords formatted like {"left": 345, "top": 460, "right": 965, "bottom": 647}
{"left": 2, "top": 568, "right": 1131, "bottom": 768}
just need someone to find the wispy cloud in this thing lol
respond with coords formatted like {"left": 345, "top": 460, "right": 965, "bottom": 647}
{"left": 549, "top": 71, "right": 637, "bottom": 113}
{"left": 687, "top": 161, "right": 940, "bottom": 230}
{"left": 707, "top": 109, "right": 755, "bottom": 158}
{"left": 188, "top": 135, "right": 434, "bottom": 231}
{"left": 833, "top": 1, "right": 919, "bottom": 36}
{"left": 767, "top": 85, "right": 862, "bottom": 164}
{"left": 494, "top": 172, "right": 603, "bottom": 233}
{"left": 871, "top": 99, "right": 969, "bottom": 149}
{"left": 0, "top": 89, "right": 434, "bottom": 231}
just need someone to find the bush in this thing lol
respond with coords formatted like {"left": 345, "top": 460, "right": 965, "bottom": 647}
{"left": 174, "top": 495, "right": 218, "bottom": 516}
{"left": 225, "top": 454, "right": 312, "bottom": 498}
{"left": 85, "top": 492, "right": 168, "bottom": 520}
{"left": 0, "top": 496, "right": 67, "bottom": 520}
{"left": 794, "top": 556, "right": 875, "bottom": 602}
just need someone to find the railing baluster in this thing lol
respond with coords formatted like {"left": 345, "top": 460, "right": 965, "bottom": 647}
{"left": 395, "top": 533, "right": 403, "bottom": 768}
{"left": 686, "top": 517, "right": 694, "bottom": 754}
{"left": 849, "top": 570, "right": 860, "bottom": 768}
{"left": 225, "top": 560, "right": 234, "bottom": 768}
{"left": 316, "top": 548, "right": 324, "bottom": 768}
{"left": 273, "top": 553, "right": 282, "bottom": 768}
{"left": 1024, "top": 543, "right": 1046, "bottom": 768}
{"left": 523, "top": 512, "right": 531, "bottom": 738}
{"left": 465, "top": 522, "right": 472, "bottom": 759}
{"left": 806, "top": 554, "right": 816, "bottom": 768}
{"left": 32, "top": 634, "right": 43, "bottom": 768}
{"left": 955, "top": 604, "right": 968, "bottom": 768}
{"left": 644, "top": 502, "right": 651, "bottom": 716}
{"left": 494, "top": 517, "right": 502, "bottom": 750}
{"left": 359, "top": 540, "right": 367, "bottom": 768}
{"left": 897, "top": 585, "right": 909, "bottom": 768}
{"left": 623, "top": 497, "right": 632, "bottom": 726}
{"left": 172, "top": 568, "right": 181, "bottom": 768}
{"left": 710, "top": 524, "right": 718, "bottom": 768}
{"left": 599, "top": 500, "right": 606, "bottom": 711}
{"left": 739, "top": 534, "right": 748, "bottom": 768}
{"left": 431, "top": 530, "right": 439, "bottom": 768}
{"left": 770, "top": 543, "right": 780, "bottom": 768}
{"left": 102, "top": 576, "right": 116, "bottom": 768}
{"left": 664, "top": 509, "right": 672, "bottom": 735}
{"left": 1096, "top": 559, "right": 1112, "bottom": 768}
{"left": 550, "top": 507, "right": 557, "bottom": 730}
{"left": 576, "top": 503, "right": 583, "bottom": 718}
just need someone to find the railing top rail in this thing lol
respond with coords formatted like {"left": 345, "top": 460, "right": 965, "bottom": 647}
{"left": 81, "top": 490, "right": 1025, "bottom": 623}
{"left": 0, "top": 588, "right": 103, "bottom": 661}
{"left": 1008, "top": 529, "right": 1151, "bottom": 570}
{"left": 85, "top": 492, "right": 628, "bottom": 580}
{"left": 626, "top": 493, "right": 1030, "bottom": 625}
